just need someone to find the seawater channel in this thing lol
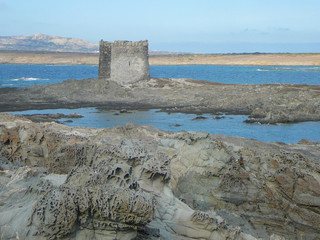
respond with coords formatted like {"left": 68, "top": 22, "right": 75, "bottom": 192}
{"left": 1, "top": 64, "right": 320, "bottom": 143}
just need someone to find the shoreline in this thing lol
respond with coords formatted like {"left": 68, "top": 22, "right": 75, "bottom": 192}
{"left": 1, "top": 50, "right": 320, "bottom": 66}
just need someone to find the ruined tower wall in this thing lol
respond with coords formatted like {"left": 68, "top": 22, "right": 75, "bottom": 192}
{"left": 98, "top": 41, "right": 111, "bottom": 79}
{"left": 110, "top": 40, "right": 149, "bottom": 84}
{"left": 98, "top": 40, "right": 150, "bottom": 85}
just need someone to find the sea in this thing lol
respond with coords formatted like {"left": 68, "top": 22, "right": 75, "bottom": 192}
{"left": 1, "top": 64, "right": 320, "bottom": 143}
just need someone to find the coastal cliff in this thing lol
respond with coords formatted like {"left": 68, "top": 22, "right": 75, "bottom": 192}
{"left": 0, "top": 113, "right": 320, "bottom": 239}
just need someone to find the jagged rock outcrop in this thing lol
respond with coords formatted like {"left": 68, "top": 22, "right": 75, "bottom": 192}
{"left": 0, "top": 113, "right": 320, "bottom": 239}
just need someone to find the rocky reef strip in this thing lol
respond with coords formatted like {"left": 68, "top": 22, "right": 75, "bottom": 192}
{"left": 0, "top": 113, "right": 320, "bottom": 239}
{"left": 15, "top": 113, "right": 83, "bottom": 123}
{"left": 0, "top": 77, "right": 319, "bottom": 124}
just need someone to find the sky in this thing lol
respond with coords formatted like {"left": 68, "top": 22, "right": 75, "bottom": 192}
{"left": 0, "top": 0, "right": 320, "bottom": 53}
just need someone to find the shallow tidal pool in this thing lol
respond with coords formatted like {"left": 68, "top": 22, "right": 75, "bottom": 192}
{"left": 7, "top": 107, "right": 320, "bottom": 144}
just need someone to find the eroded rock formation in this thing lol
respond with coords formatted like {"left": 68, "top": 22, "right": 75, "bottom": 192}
{"left": 0, "top": 113, "right": 320, "bottom": 239}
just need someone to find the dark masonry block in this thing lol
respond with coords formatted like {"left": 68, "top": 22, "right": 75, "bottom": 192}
{"left": 98, "top": 40, "right": 150, "bottom": 85}
{"left": 98, "top": 40, "right": 111, "bottom": 79}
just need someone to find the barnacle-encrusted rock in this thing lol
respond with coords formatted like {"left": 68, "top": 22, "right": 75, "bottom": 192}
{"left": 29, "top": 184, "right": 154, "bottom": 239}
{"left": 142, "top": 152, "right": 171, "bottom": 182}
{"left": 28, "top": 156, "right": 156, "bottom": 239}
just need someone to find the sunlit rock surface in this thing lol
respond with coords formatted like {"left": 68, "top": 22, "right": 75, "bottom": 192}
{"left": 0, "top": 113, "right": 320, "bottom": 239}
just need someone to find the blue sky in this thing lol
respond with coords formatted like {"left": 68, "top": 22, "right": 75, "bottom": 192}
{"left": 0, "top": 0, "right": 320, "bottom": 53}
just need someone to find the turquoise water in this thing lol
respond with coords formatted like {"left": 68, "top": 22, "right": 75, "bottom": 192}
{"left": 1, "top": 64, "right": 320, "bottom": 143}
{"left": 151, "top": 65, "right": 320, "bottom": 85}
{"left": 0, "top": 64, "right": 320, "bottom": 87}
{"left": 7, "top": 108, "right": 320, "bottom": 143}
{"left": 0, "top": 65, "right": 98, "bottom": 88}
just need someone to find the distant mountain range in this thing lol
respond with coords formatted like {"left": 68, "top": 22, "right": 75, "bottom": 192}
{"left": 0, "top": 33, "right": 99, "bottom": 52}
{"left": 0, "top": 33, "right": 182, "bottom": 54}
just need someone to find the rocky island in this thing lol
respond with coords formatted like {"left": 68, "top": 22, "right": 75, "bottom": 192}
{"left": 0, "top": 40, "right": 320, "bottom": 239}
{"left": 0, "top": 76, "right": 319, "bottom": 125}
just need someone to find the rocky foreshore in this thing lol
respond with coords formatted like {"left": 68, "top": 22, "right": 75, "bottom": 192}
{"left": 0, "top": 77, "right": 319, "bottom": 124}
{"left": 15, "top": 112, "right": 83, "bottom": 123}
{"left": 0, "top": 113, "right": 320, "bottom": 239}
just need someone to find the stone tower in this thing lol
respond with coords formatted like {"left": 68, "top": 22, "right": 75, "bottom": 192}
{"left": 98, "top": 40, "right": 150, "bottom": 85}
{"left": 98, "top": 41, "right": 111, "bottom": 80}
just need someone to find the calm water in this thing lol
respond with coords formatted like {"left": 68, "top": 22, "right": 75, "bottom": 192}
{"left": 151, "top": 65, "right": 320, "bottom": 85}
{"left": 0, "top": 64, "right": 320, "bottom": 87}
{"left": 7, "top": 108, "right": 320, "bottom": 143}
{"left": 0, "top": 65, "right": 98, "bottom": 88}
{"left": 1, "top": 64, "right": 320, "bottom": 143}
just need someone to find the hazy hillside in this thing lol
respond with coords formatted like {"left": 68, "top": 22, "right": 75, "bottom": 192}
{"left": 0, "top": 33, "right": 99, "bottom": 52}
{"left": 0, "top": 33, "right": 183, "bottom": 54}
